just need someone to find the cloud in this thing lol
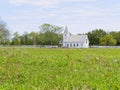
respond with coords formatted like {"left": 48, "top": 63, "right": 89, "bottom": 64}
{"left": 9, "top": 0, "right": 97, "bottom": 6}
{"left": 9, "top": 0, "right": 29, "bottom": 5}
{"left": 9, "top": 0, "right": 58, "bottom": 6}
{"left": 6, "top": 0, "right": 120, "bottom": 34}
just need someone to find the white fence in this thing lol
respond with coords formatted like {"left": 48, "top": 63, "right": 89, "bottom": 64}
{"left": 1, "top": 45, "right": 120, "bottom": 48}
{"left": 90, "top": 46, "right": 120, "bottom": 48}
{"left": 0, "top": 45, "right": 59, "bottom": 48}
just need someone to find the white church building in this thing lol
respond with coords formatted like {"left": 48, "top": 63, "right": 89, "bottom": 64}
{"left": 62, "top": 26, "right": 89, "bottom": 48}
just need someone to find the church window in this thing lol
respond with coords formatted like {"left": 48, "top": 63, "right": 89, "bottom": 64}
{"left": 74, "top": 44, "right": 75, "bottom": 47}
{"left": 67, "top": 44, "right": 69, "bottom": 47}
{"left": 77, "top": 44, "right": 78, "bottom": 47}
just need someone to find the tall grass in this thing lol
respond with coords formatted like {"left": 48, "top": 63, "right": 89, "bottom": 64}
{"left": 0, "top": 48, "right": 119, "bottom": 90}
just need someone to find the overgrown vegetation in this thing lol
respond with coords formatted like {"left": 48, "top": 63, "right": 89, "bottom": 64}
{"left": 0, "top": 48, "right": 119, "bottom": 89}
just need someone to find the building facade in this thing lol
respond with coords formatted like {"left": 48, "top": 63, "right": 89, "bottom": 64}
{"left": 62, "top": 26, "right": 89, "bottom": 48}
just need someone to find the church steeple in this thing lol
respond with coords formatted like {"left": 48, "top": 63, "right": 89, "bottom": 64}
{"left": 64, "top": 25, "right": 69, "bottom": 34}
{"left": 63, "top": 25, "right": 70, "bottom": 39}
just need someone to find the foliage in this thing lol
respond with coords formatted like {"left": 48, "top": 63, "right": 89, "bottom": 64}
{"left": 0, "top": 19, "right": 10, "bottom": 45}
{"left": 110, "top": 31, "right": 120, "bottom": 45}
{"left": 99, "top": 34, "right": 117, "bottom": 46}
{"left": 10, "top": 24, "right": 63, "bottom": 45}
{"left": 0, "top": 48, "right": 119, "bottom": 89}
{"left": 40, "top": 23, "right": 63, "bottom": 34}
{"left": 87, "top": 29, "right": 107, "bottom": 45}
{"left": 39, "top": 23, "right": 63, "bottom": 45}
{"left": 11, "top": 32, "right": 21, "bottom": 45}
{"left": 20, "top": 32, "right": 36, "bottom": 45}
{"left": 29, "top": 32, "right": 40, "bottom": 45}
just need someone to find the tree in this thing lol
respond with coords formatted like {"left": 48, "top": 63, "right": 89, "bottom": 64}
{"left": 40, "top": 24, "right": 63, "bottom": 34}
{"left": 110, "top": 31, "right": 120, "bottom": 45}
{"left": 99, "top": 37, "right": 107, "bottom": 46}
{"left": 39, "top": 24, "right": 63, "bottom": 45}
{"left": 99, "top": 34, "right": 117, "bottom": 46}
{"left": 20, "top": 32, "right": 32, "bottom": 45}
{"left": 11, "top": 32, "right": 20, "bottom": 45}
{"left": 87, "top": 29, "right": 107, "bottom": 45}
{"left": 0, "top": 19, "right": 10, "bottom": 45}
{"left": 29, "top": 32, "right": 40, "bottom": 45}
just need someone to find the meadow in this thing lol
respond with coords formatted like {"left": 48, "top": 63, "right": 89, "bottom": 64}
{"left": 0, "top": 48, "right": 119, "bottom": 90}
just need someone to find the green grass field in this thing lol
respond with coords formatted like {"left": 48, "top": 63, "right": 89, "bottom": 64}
{"left": 0, "top": 48, "right": 120, "bottom": 90}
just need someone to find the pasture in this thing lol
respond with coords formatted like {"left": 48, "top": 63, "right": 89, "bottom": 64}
{"left": 0, "top": 48, "right": 120, "bottom": 90}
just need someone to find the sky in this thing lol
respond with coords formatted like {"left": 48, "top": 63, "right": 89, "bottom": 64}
{"left": 0, "top": 0, "right": 120, "bottom": 34}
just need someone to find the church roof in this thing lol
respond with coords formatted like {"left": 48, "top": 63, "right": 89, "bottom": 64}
{"left": 63, "top": 35, "right": 88, "bottom": 43}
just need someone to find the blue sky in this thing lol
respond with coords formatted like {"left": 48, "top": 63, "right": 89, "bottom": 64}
{"left": 0, "top": 0, "right": 120, "bottom": 34}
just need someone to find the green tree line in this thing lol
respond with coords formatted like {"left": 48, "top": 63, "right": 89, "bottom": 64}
{"left": 0, "top": 19, "right": 120, "bottom": 46}
{"left": 0, "top": 19, "right": 63, "bottom": 46}
{"left": 11, "top": 24, "right": 63, "bottom": 46}
{"left": 87, "top": 29, "right": 119, "bottom": 46}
